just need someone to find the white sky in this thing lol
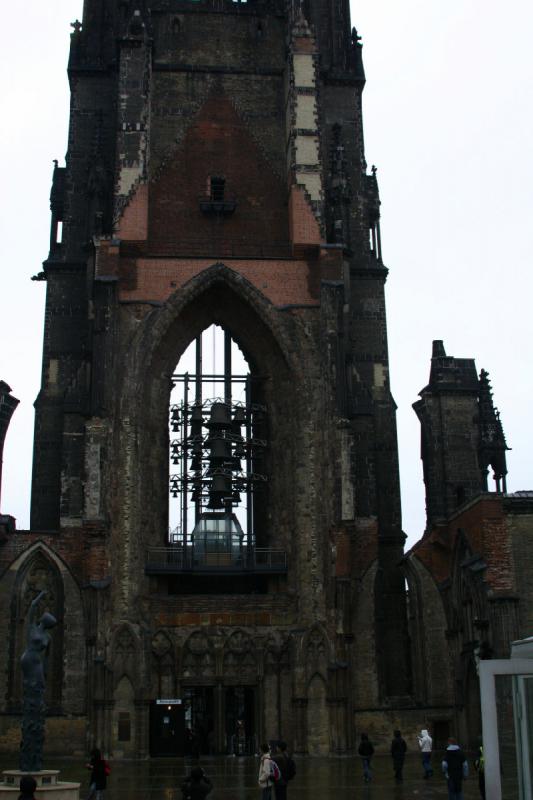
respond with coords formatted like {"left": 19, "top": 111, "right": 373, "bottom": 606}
{"left": 1, "top": 1, "right": 532, "bottom": 548}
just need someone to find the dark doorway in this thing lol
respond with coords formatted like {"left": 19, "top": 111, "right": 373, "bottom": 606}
{"left": 149, "top": 700, "right": 185, "bottom": 757}
{"left": 226, "top": 686, "right": 255, "bottom": 755}
{"left": 183, "top": 687, "right": 215, "bottom": 755}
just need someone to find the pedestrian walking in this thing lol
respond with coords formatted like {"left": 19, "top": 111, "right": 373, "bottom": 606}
{"left": 272, "top": 741, "right": 296, "bottom": 800}
{"left": 258, "top": 742, "right": 279, "bottom": 800}
{"left": 474, "top": 743, "right": 485, "bottom": 800}
{"left": 442, "top": 737, "right": 469, "bottom": 800}
{"left": 181, "top": 766, "right": 213, "bottom": 800}
{"left": 85, "top": 747, "right": 108, "bottom": 800}
{"left": 358, "top": 733, "right": 374, "bottom": 783}
{"left": 18, "top": 776, "right": 37, "bottom": 800}
{"left": 418, "top": 728, "right": 433, "bottom": 778}
{"left": 390, "top": 729, "right": 407, "bottom": 782}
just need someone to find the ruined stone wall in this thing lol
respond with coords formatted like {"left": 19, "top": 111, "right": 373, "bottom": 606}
{"left": 509, "top": 511, "right": 533, "bottom": 636}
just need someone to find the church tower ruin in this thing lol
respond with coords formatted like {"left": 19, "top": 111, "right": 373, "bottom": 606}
{"left": 3, "top": 0, "right": 416, "bottom": 756}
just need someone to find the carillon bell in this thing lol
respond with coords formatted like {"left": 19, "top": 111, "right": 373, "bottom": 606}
{"left": 190, "top": 455, "right": 202, "bottom": 472}
{"left": 209, "top": 436, "right": 232, "bottom": 466}
{"left": 191, "top": 438, "right": 203, "bottom": 456}
{"left": 208, "top": 473, "right": 232, "bottom": 508}
{"left": 207, "top": 402, "right": 232, "bottom": 430}
{"left": 170, "top": 406, "right": 180, "bottom": 432}
{"left": 233, "top": 406, "right": 246, "bottom": 426}
{"left": 190, "top": 404, "right": 203, "bottom": 436}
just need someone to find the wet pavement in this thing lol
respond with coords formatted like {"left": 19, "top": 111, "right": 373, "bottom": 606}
{"left": 1, "top": 754, "right": 494, "bottom": 799}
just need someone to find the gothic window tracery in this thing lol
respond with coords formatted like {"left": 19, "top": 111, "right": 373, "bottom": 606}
{"left": 223, "top": 631, "right": 256, "bottom": 681}
{"left": 112, "top": 626, "right": 139, "bottom": 688}
{"left": 151, "top": 631, "right": 176, "bottom": 697}
{"left": 304, "top": 626, "right": 328, "bottom": 683}
{"left": 182, "top": 631, "right": 215, "bottom": 678}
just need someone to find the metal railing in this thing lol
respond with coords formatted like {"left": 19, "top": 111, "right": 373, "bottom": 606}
{"left": 145, "top": 546, "right": 287, "bottom": 574}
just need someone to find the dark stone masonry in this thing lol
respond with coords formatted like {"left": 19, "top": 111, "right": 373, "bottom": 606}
{"left": 0, "top": 0, "right": 531, "bottom": 760}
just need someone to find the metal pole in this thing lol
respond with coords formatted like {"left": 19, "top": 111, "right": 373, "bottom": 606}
{"left": 183, "top": 374, "right": 189, "bottom": 547}
{"left": 195, "top": 335, "right": 202, "bottom": 525}
{"left": 224, "top": 331, "right": 232, "bottom": 519}
{"left": 246, "top": 376, "right": 252, "bottom": 547}
{"left": 224, "top": 330, "right": 232, "bottom": 406}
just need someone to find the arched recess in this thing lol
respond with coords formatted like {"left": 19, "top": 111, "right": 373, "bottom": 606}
{"left": 301, "top": 625, "right": 330, "bottom": 686}
{"left": 306, "top": 673, "right": 329, "bottom": 755}
{"left": 448, "top": 532, "right": 491, "bottom": 747}
{"left": 4, "top": 543, "right": 75, "bottom": 714}
{"left": 404, "top": 555, "right": 453, "bottom": 707}
{"left": 112, "top": 675, "right": 135, "bottom": 756}
{"left": 111, "top": 624, "right": 141, "bottom": 694}
{"left": 112, "top": 264, "right": 314, "bottom": 606}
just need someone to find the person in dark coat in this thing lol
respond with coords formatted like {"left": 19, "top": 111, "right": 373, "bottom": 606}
{"left": 442, "top": 737, "right": 469, "bottom": 800}
{"left": 181, "top": 766, "right": 213, "bottom": 800}
{"left": 86, "top": 747, "right": 107, "bottom": 800}
{"left": 358, "top": 733, "right": 374, "bottom": 783}
{"left": 18, "top": 776, "right": 37, "bottom": 800}
{"left": 390, "top": 729, "right": 407, "bottom": 782}
{"left": 272, "top": 741, "right": 296, "bottom": 800}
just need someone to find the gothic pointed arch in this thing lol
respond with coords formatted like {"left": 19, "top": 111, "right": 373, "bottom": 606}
{"left": 301, "top": 624, "right": 330, "bottom": 685}
{"left": 138, "top": 262, "right": 299, "bottom": 386}
{"left": 403, "top": 553, "right": 453, "bottom": 707}
{"left": 113, "top": 261, "right": 309, "bottom": 565}
{"left": 111, "top": 624, "right": 141, "bottom": 691}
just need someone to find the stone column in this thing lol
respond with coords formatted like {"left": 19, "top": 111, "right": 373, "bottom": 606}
{"left": 291, "top": 697, "right": 308, "bottom": 754}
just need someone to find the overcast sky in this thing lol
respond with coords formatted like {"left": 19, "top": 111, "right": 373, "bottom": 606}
{"left": 1, "top": 1, "right": 531, "bottom": 547}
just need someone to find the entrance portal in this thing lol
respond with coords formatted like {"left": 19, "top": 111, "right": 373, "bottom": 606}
{"left": 226, "top": 686, "right": 256, "bottom": 755}
{"left": 149, "top": 700, "right": 185, "bottom": 757}
{"left": 184, "top": 687, "right": 215, "bottom": 755}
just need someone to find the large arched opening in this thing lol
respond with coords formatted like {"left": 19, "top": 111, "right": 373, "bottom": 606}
{"left": 121, "top": 267, "right": 300, "bottom": 596}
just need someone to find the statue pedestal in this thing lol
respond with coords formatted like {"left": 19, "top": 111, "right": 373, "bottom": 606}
{"left": 0, "top": 770, "right": 80, "bottom": 800}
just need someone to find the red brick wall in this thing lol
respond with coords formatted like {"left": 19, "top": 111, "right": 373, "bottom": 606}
{"left": 411, "top": 496, "right": 514, "bottom": 593}
{"left": 147, "top": 92, "right": 290, "bottom": 256}
{"left": 116, "top": 256, "right": 320, "bottom": 306}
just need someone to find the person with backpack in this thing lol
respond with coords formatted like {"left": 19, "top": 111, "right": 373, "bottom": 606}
{"left": 272, "top": 741, "right": 296, "bottom": 800}
{"left": 85, "top": 747, "right": 108, "bottom": 799}
{"left": 358, "top": 733, "right": 374, "bottom": 783}
{"left": 390, "top": 729, "right": 407, "bottom": 782}
{"left": 258, "top": 742, "right": 279, "bottom": 800}
{"left": 418, "top": 728, "right": 434, "bottom": 779}
{"left": 442, "top": 737, "right": 469, "bottom": 800}
{"left": 181, "top": 766, "right": 213, "bottom": 800}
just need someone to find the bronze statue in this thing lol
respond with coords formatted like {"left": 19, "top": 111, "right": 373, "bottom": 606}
{"left": 20, "top": 590, "right": 57, "bottom": 772}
